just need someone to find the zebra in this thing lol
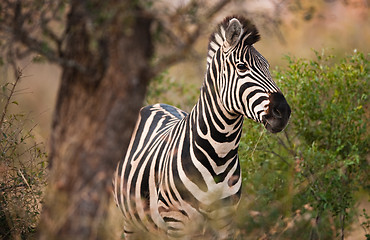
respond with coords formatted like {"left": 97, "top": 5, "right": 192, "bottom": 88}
{"left": 114, "top": 16, "right": 291, "bottom": 239}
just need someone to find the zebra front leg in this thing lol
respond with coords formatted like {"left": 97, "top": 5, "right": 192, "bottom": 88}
{"left": 199, "top": 204, "right": 238, "bottom": 240}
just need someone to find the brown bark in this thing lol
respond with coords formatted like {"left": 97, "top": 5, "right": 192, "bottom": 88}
{"left": 38, "top": 1, "right": 152, "bottom": 239}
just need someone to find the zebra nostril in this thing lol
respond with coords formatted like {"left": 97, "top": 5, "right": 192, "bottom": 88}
{"left": 268, "top": 92, "right": 290, "bottom": 121}
{"left": 272, "top": 107, "right": 282, "bottom": 119}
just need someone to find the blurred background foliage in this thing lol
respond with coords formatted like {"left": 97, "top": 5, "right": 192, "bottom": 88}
{"left": 0, "top": 0, "right": 369, "bottom": 239}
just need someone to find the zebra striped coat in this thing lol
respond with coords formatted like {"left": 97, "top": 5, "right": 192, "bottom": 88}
{"left": 114, "top": 16, "right": 291, "bottom": 239}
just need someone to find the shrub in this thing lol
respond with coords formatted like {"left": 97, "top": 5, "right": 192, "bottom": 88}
{"left": 0, "top": 67, "right": 47, "bottom": 239}
{"left": 237, "top": 50, "right": 369, "bottom": 239}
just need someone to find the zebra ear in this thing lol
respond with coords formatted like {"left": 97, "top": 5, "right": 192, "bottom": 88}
{"left": 225, "top": 18, "right": 243, "bottom": 47}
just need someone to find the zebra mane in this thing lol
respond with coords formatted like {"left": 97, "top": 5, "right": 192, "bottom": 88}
{"left": 207, "top": 16, "right": 260, "bottom": 66}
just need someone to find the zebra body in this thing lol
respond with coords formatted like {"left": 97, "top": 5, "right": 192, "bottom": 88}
{"left": 114, "top": 16, "right": 291, "bottom": 239}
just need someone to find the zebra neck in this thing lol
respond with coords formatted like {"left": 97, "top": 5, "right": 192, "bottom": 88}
{"left": 189, "top": 74, "right": 244, "bottom": 159}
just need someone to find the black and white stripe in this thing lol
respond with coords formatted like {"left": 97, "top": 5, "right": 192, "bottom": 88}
{"left": 114, "top": 16, "right": 291, "bottom": 239}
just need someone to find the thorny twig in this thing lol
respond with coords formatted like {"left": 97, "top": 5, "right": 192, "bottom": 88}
{"left": 0, "top": 67, "right": 22, "bottom": 130}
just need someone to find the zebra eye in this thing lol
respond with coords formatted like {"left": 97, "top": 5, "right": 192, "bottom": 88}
{"left": 236, "top": 63, "right": 249, "bottom": 72}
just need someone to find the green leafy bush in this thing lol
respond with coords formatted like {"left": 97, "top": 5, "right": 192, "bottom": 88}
{"left": 0, "top": 67, "right": 47, "bottom": 239}
{"left": 237, "top": 50, "right": 369, "bottom": 239}
{"left": 146, "top": 70, "right": 199, "bottom": 111}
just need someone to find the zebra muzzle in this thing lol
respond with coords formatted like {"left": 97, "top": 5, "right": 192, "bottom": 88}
{"left": 263, "top": 92, "right": 291, "bottom": 133}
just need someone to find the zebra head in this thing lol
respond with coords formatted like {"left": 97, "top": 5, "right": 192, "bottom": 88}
{"left": 207, "top": 16, "right": 291, "bottom": 133}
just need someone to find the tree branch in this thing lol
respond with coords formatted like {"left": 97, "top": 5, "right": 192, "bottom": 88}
{"left": 151, "top": 0, "right": 233, "bottom": 77}
{"left": 0, "top": 0, "right": 85, "bottom": 72}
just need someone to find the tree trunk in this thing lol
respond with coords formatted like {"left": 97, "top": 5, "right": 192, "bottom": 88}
{"left": 38, "top": 1, "right": 152, "bottom": 239}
